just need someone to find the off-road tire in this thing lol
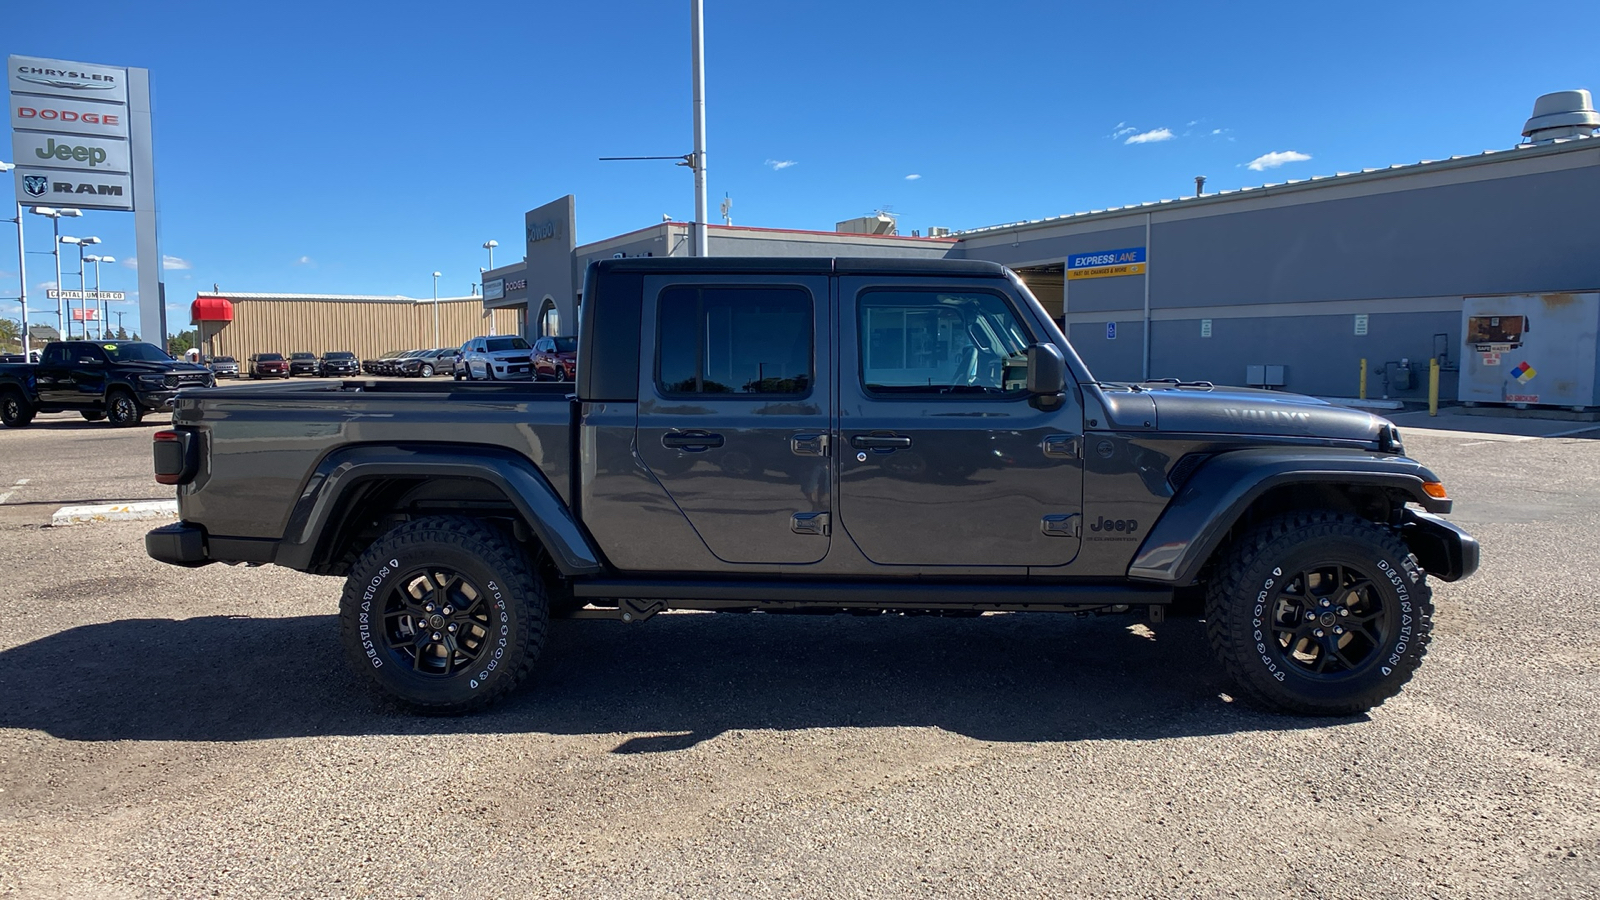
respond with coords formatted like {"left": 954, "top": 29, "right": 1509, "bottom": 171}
{"left": 339, "top": 515, "right": 547, "bottom": 714}
{"left": 1, "top": 389, "right": 35, "bottom": 428}
{"left": 105, "top": 389, "right": 144, "bottom": 426}
{"left": 80, "top": 410, "right": 106, "bottom": 421}
{"left": 1205, "top": 510, "right": 1433, "bottom": 716}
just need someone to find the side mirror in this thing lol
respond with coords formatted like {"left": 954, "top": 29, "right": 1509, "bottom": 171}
{"left": 1026, "top": 343, "right": 1067, "bottom": 410}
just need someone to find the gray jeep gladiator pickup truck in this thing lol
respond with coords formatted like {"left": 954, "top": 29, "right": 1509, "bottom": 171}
{"left": 146, "top": 257, "right": 1478, "bottom": 715}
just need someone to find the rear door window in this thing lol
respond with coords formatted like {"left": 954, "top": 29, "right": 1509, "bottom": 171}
{"left": 656, "top": 286, "right": 813, "bottom": 396}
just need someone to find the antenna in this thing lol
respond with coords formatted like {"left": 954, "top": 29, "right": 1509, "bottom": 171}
{"left": 719, "top": 193, "right": 732, "bottom": 225}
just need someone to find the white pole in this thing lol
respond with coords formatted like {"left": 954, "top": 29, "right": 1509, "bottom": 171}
{"left": 93, "top": 258, "right": 104, "bottom": 339}
{"left": 1141, "top": 212, "right": 1152, "bottom": 381}
{"left": 52, "top": 223, "right": 63, "bottom": 341}
{"left": 77, "top": 244, "right": 88, "bottom": 341}
{"left": 690, "top": 0, "right": 708, "bottom": 258}
{"left": 431, "top": 272, "right": 441, "bottom": 348}
{"left": 13, "top": 203, "right": 27, "bottom": 357}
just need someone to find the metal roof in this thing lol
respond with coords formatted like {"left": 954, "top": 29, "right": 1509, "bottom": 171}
{"left": 194, "top": 292, "right": 481, "bottom": 304}
{"left": 956, "top": 137, "right": 1600, "bottom": 238}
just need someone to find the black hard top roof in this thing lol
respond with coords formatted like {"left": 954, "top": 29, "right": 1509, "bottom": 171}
{"left": 591, "top": 256, "right": 1008, "bottom": 277}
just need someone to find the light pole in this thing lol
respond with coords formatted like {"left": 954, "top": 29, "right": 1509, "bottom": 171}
{"left": 690, "top": 0, "right": 709, "bottom": 257}
{"left": 58, "top": 236, "right": 82, "bottom": 339}
{"left": 482, "top": 240, "right": 497, "bottom": 272}
{"left": 30, "top": 206, "right": 81, "bottom": 342}
{"left": 1, "top": 160, "right": 26, "bottom": 357}
{"left": 85, "top": 254, "right": 114, "bottom": 339}
{"left": 431, "top": 271, "right": 442, "bottom": 348}
{"left": 73, "top": 237, "right": 100, "bottom": 339}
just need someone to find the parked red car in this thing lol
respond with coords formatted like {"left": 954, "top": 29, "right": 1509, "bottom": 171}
{"left": 247, "top": 353, "right": 290, "bottom": 379}
{"left": 532, "top": 336, "right": 577, "bottom": 381}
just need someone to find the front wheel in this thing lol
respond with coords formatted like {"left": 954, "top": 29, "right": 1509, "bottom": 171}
{"left": 1, "top": 389, "right": 35, "bottom": 428}
{"left": 420, "top": 364, "right": 434, "bottom": 378}
{"left": 339, "top": 516, "right": 548, "bottom": 713}
{"left": 105, "top": 390, "right": 144, "bottom": 427}
{"left": 1205, "top": 511, "right": 1433, "bottom": 716}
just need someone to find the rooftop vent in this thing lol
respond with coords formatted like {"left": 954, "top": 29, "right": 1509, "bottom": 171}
{"left": 1521, "top": 89, "right": 1600, "bottom": 144}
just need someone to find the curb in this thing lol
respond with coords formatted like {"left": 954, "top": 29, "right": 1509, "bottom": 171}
{"left": 51, "top": 500, "right": 179, "bottom": 527}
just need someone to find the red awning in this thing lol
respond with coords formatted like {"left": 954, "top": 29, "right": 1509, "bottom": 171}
{"left": 191, "top": 296, "right": 234, "bottom": 323}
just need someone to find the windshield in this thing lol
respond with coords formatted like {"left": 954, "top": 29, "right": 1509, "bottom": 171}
{"left": 291, "top": 353, "right": 316, "bottom": 360}
{"left": 554, "top": 337, "right": 578, "bottom": 353}
{"left": 486, "top": 337, "right": 532, "bottom": 352}
{"left": 213, "top": 356, "right": 235, "bottom": 363}
{"left": 324, "top": 352, "right": 355, "bottom": 359}
{"left": 104, "top": 342, "right": 174, "bottom": 362}
{"left": 257, "top": 353, "right": 284, "bottom": 361}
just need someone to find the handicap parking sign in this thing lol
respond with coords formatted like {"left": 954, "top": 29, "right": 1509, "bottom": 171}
{"left": 1106, "top": 322, "right": 1117, "bottom": 340}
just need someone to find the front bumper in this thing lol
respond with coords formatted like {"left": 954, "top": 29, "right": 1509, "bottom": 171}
{"left": 136, "top": 389, "right": 180, "bottom": 411}
{"left": 1401, "top": 509, "right": 1481, "bottom": 582}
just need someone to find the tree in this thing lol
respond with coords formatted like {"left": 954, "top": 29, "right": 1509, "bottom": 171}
{"left": 115, "top": 326, "right": 129, "bottom": 340}
{"left": 167, "top": 329, "right": 199, "bottom": 356}
{"left": 0, "top": 318, "right": 19, "bottom": 353}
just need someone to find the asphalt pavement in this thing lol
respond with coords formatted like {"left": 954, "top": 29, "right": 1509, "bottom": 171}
{"left": 0, "top": 409, "right": 1596, "bottom": 898}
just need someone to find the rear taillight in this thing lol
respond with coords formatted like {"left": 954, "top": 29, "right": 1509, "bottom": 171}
{"left": 153, "top": 429, "right": 197, "bottom": 485}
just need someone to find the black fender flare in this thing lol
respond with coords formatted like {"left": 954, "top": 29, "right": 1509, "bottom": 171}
{"left": 1127, "top": 448, "right": 1450, "bottom": 585}
{"left": 275, "top": 443, "right": 603, "bottom": 576}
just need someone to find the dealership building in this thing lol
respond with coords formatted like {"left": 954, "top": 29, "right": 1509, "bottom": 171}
{"left": 192, "top": 91, "right": 1600, "bottom": 405}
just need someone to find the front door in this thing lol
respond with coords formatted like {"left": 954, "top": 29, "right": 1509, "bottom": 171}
{"left": 634, "top": 274, "right": 833, "bottom": 566}
{"left": 835, "top": 277, "right": 1084, "bottom": 568}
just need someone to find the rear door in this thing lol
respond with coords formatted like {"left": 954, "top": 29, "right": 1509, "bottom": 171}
{"left": 835, "top": 276, "right": 1084, "bottom": 568}
{"left": 634, "top": 274, "right": 833, "bottom": 566}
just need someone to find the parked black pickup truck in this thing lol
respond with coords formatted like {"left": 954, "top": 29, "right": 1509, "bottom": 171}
{"left": 146, "top": 258, "right": 1478, "bottom": 716}
{"left": 1, "top": 339, "right": 213, "bottom": 427}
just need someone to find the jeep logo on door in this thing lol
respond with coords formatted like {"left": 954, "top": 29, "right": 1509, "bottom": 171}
{"left": 23, "top": 174, "right": 47, "bottom": 197}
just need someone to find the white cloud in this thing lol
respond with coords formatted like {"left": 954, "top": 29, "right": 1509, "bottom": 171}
{"left": 121, "top": 258, "right": 138, "bottom": 270}
{"left": 1125, "top": 127, "right": 1175, "bottom": 145}
{"left": 1187, "top": 120, "right": 1199, "bottom": 127}
{"left": 764, "top": 159, "right": 797, "bottom": 171}
{"left": 162, "top": 255, "right": 192, "bottom": 270}
{"left": 904, "top": 173, "right": 921, "bottom": 181}
{"left": 1247, "top": 150, "right": 1312, "bottom": 171}
{"left": 295, "top": 255, "right": 315, "bottom": 266}
{"left": 36, "top": 280, "right": 57, "bottom": 290}
{"left": 1110, "top": 123, "right": 1138, "bottom": 139}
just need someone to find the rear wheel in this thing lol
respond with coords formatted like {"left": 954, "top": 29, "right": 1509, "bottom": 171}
{"left": 339, "top": 516, "right": 547, "bottom": 714}
{"left": 1, "top": 389, "right": 35, "bottom": 428}
{"left": 1205, "top": 511, "right": 1433, "bottom": 716}
{"left": 105, "top": 389, "right": 144, "bottom": 427}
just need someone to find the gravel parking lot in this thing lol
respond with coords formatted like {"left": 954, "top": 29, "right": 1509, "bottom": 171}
{"left": 1, "top": 409, "right": 1597, "bottom": 898}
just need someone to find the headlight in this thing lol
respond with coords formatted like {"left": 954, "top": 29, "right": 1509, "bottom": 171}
{"left": 136, "top": 373, "right": 166, "bottom": 387}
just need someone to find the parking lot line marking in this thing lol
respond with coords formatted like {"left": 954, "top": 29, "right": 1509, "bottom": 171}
{"left": 50, "top": 500, "right": 178, "bottom": 526}
{"left": 0, "top": 492, "right": 13, "bottom": 505}
{"left": 14, "top": 478, "right": 28, "bottom": 485}
{"left": 1543, "top": 424, "right": 1600, "bottom": 439}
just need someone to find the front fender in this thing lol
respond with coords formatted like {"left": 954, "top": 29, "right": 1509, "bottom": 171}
{"left": 275, "top": 443, "right": 603, "bottom": 576}
{"left": 1127, "top": 448, "right": 1449, "bottom": 585}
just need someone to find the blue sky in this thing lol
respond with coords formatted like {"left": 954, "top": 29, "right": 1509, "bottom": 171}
{"left": 4, "top": 0, "right": 1598, "bottom": 336}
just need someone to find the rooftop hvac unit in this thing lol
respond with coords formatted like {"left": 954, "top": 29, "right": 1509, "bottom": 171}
{"left": 927, "top": 226, "right": 952, "bottom": 238}
{"left": 836, "top": 212, "right": 898, "bottom": 236}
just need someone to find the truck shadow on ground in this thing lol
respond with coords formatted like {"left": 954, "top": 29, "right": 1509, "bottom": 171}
{"left": 0, "top": 611, "right": 1348, "bottom": 749}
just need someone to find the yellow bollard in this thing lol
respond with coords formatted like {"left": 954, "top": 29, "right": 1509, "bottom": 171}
{"left": 1359, "top": 358, "right": 1367, "bottom": 400}
{"left": 1429, "top": 358, "right": 1440, "bottom": 417}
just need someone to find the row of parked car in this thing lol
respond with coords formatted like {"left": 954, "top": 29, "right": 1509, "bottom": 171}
{"left": 203, "top": 336, "right": 579, "bottom": 383}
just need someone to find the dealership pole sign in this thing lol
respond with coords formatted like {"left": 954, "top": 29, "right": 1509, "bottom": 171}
{"left": 9, "top": 55, "right": 168, "bottom": 341}
{"left": 9, "top": 57, "right": 133, "bottom": 210}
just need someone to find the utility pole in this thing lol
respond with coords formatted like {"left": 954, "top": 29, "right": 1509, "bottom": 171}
{"left": 690, "top": 0, "right": 708, "bottom": 257}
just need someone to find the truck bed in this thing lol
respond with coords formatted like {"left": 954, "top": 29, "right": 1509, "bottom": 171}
{"left": 170, "top": 379, "right": 577, "bottom": 544}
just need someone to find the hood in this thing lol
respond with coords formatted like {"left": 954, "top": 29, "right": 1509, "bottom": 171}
{"left": 1099, "top": 383, "right": 1391, "bottom": 445}
{"left": 121, "top": 359, "right": 210, "bottom": 375}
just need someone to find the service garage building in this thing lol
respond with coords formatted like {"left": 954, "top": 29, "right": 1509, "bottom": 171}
{"left": 961, "top": 94, "right": 1600, "bottom": 407}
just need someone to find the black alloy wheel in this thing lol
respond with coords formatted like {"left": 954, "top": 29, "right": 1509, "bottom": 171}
{"left": 1206, "top": 510, "right": 1433, "bottom": 716}
{"left": 105, "top": 390, "right": 144, "bottom": 426}
{"left": 0, "top": 390, "right": 35, "bottom": 428}
{"left": 340, "top": 516, "right": 547, "bottom": 713}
